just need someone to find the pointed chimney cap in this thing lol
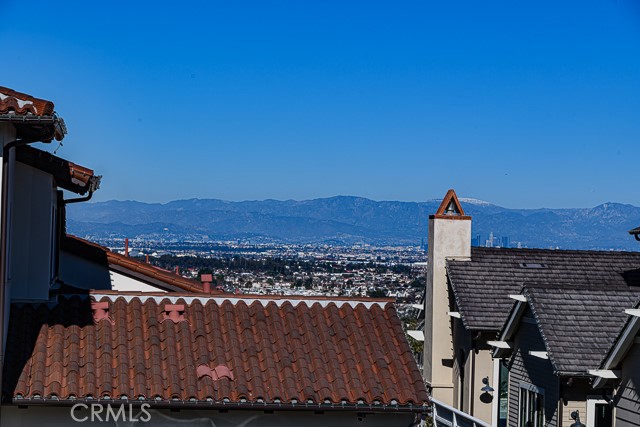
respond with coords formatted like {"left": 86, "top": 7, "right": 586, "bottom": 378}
{"left": 430, "top": 189, "right": 471, "bottom": 220}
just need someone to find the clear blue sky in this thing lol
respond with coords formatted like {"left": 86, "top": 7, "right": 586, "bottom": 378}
{"left": 2, "top": 1, "right": 640, "bottom": 208}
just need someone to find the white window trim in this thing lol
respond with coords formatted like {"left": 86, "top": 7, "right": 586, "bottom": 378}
{"left": 492, "top": 358, "right": 500, "bottom": 427}
{"left": 586, "top": 397, "right": 609, "bottom": 427}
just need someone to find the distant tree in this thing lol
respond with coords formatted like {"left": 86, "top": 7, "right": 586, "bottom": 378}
{"left": 367, "top": 288, "right": 387, "bottom": 298}
{"left": 304, "top": 277, "right": 313, "bottom": 290}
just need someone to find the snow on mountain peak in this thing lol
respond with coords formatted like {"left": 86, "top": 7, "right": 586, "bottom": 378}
{"left": 458, "top": 197, "right": 491, "bottom": 206}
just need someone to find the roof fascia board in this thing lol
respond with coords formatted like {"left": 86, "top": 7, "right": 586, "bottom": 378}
{"left": 11, "top": 398, "right": 428, "bottom": 413}
{"left": 529, "top": 351, "right": 549, "bottom": 360}
{"left": 500, "top": 301, "right": 527, "bottom": 341}
{"left": 493, "top": 300, "right": 527, "bottom": 358}
{"left": 587, "top": 370, "right": 620, "bottom": 379}
{"left": 594, "top": 315, "right": 640, "bottom": 389}
{"left": 487, "top": 340, "right": 511, "bottom": 349}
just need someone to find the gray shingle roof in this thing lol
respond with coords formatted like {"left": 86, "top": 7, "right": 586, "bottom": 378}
{"left": 447, "top": 247, "right": 640, "bottom": 331}
{"left": 523, "top": 284, "right": 640, "bottom": 374}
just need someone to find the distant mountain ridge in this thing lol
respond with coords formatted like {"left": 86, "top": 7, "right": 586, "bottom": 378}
{"left": 66, "top": 196, "right": 640, "bottom": 250}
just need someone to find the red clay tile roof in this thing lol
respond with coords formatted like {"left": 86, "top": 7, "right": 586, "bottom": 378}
{"left": 62, "top": 235, "right": 215, "bottom": 294}
{"left": 2, "top": 293, "right": 428, "bottom": 411}
{"left": 0, "top": 86, "right": 66, "bottom": 141}
{"left": 0, "top": 86, "right": 54, "bottom": 116}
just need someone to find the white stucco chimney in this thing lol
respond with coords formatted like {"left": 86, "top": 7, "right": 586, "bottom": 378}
{"left": 423, "top": 189, "right": 471, "bottom": 405}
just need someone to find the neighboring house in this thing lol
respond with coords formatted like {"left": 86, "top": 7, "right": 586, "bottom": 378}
{"left": 595, "top": 301, "right": 640, "bottom": 427}
{"left": 0, "top": 86, "right": 429, "bottom": 426}
{"left": 494, "top": 284, "right": 639, "bottom": 427}
{"left": 60, "top": 234, "right": 209, "bottom": 293}
{"left": 424, "top": 189, "right": 640, "bottom": 427}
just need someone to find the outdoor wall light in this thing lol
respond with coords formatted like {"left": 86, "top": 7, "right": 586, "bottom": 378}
{"left": 570, "top": 411, "right": 586, "bottom": 427}
{"left": 481, "top": 377, "right": 494, "bottom": 393}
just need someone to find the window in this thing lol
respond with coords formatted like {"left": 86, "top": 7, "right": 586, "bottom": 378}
{"left": 497, "top": 360, "right": 508, "bottom": 427}
{"left": 587, "top": 398, "right": 612, "bottom": 427}
{"left": 519, "top": 382, "right": 544, "bottom": 427}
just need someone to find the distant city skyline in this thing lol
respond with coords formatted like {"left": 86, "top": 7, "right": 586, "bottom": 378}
{"left": 2, "top": 1, "right": 640, "bottom": 209}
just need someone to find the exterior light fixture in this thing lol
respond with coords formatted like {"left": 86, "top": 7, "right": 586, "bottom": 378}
{"left": 481, "top": 376, "right": 494, "bottom": 393}
{"left": 570, "top": 411, "right": 585, "bottom": 427}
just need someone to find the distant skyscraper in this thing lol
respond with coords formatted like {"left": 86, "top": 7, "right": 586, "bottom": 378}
{"left": 501, "top": 236, "right": 510, "bottom": 248}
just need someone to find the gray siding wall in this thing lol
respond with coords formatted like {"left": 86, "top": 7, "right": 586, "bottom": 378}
{"left": 614, "top": 341, "right": 640, "bottom": 427}
{"left": 507, "top": 311, "right": 559, "bottom": 427}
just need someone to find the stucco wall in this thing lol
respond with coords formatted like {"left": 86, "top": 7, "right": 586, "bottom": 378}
{"left": 10, "top": 162, "right": 56, "bottom": 301}
{"left": 472, "top": 342, "right": 496, "bottom": 424}
{"left": 59, "top": 250, "right": 112, "bottom": 290}
{"left": 424, "top": 216, "right": 471, "bottom": 405}
{"left": 110, "top": 270, "right": 168, "bottom": 293}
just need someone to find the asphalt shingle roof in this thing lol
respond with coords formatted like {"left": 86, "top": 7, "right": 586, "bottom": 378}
{"left": 447, "top": 247, "right": 640, "bottom": 331}
{"left": 523, "top": 284, "right": 640, "bottom": 374}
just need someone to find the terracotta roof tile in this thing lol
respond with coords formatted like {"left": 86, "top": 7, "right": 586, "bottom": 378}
{"left": 0, "top": 86, "right": 54, "bottom": 116}
{"left": 3, "top": 293, "right": 428, "bottom": 411}
{"left": 0, "top": 86, "right": 66, "bottom": 141}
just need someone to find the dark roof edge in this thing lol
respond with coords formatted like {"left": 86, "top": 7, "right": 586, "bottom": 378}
{"left": 493, "top": 298, "right": 526, "bottom": 358}
{"left": 10, "top": 398, "right": 429, "bottom": 413}
{"left": 445, "top": 264, "right": 472, "bottom": 330}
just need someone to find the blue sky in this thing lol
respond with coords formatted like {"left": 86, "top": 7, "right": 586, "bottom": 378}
{"left": 2, "top": 1, "right": 640, "bottom": 208}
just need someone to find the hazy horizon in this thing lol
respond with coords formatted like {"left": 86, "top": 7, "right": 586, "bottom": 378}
{"left": 73, "top": 194, "right": 640, "bottom": 211}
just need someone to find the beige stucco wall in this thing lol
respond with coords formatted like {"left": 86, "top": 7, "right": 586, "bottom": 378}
{"left": 471, "top": 346, "right": 495, "bottom": 424}
{"left": 560, "top": 398, "right": 586, "bottom": 427}
{"left": 424, "top": 216, "right": 471, "bottom": 405}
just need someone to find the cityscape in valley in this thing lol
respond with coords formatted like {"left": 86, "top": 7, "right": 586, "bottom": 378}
{"left": 3, "top": 2, "right": 640, "bottom": 427}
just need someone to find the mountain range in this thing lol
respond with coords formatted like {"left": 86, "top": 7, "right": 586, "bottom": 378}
{"left": 66, "top": 196, "right": 640, "bottom": 250}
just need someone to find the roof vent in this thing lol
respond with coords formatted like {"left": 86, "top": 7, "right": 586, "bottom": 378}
{"left": 91, "top": 301, "right": 114, "bottom": 324}
{"left": 196, "top": 364, "right": 234, "bottom": 381}
{"left": 162, "top": 304, "right": 187, "bottom": 323}
{"left": 518, "top": 263, "right": 548, "bottom": 269}
{"left": 201, "top": 274, "right": 213, "bottom": 294}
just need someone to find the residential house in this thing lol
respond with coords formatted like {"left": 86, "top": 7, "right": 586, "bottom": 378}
{"left": 0, "top": 86, "right": 429, "bottom": 426}
{"left": 594, "top": 299, "right": 640, "bottom": 427}
{"left": 494, "top": 284, "right": 639, "bottom": 427}
{"left": 424, "top": 189, "right": 640, "bottom": 427}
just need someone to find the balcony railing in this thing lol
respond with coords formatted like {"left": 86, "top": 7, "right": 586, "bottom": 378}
{"left": 431, "top": 398, "right": 491, "bottom": 427}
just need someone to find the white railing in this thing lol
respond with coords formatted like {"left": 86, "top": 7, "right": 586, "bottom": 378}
{"left": 431, "top": 398, "right": 491, "bottom": 427}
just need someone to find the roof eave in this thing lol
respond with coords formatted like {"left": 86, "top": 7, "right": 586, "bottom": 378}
{"left": 11, "top": 398, "right": 430, "bottom": 413}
